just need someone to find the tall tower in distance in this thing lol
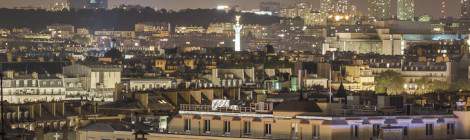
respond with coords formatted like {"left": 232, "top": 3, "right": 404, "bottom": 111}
{"left": 397, "top": 0, "right": 415, "bottom": 21}
{"left": 462, "top": 0, "right": 470, "bottom": 19}
{"left": 368, "top": 0, "right": 391, "bottom": 21}
{"left": 233, "top": 15, "right": 243, "bottom": 52}
{"left": 441, "top": 0, "right": 447, "bottom": 18}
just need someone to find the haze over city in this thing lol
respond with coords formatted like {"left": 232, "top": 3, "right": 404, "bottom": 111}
{"left": 2, "top": 0, "right": 470, "bottom": 140}
{"left": 0, "top": 0, "right": 461, "bottom": 17}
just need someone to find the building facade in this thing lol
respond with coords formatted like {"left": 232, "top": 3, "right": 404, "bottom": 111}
{"left": 122, "top": 78, "right": 176, "bottom": 91}
{"left": 69, "top": 0, "right": 108, "bottom": 9}
{"left": 1, "top": 72, "right": 66, "bottom": 103}
{"left": 63, "top": 64, "right": 122, "bottom": 101}
{"left": 169, "top": 103, "right": 470, "bottom": 140}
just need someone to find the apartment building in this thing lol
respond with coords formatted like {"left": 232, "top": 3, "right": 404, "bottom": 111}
{"left": 168, "top": 101, "right": 470, "bottom": 140}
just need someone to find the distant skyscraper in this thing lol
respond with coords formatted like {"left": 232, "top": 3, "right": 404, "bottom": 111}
{"left": 336, "top": 0, "right": 351, "bottom": 14}
{"left": 321, "top": 0, "right": 337, "bottom": 14}
{"left": 233, "top": 16, "right": 243, "bottom": 52}
{"left": 441, "top": 0, "right": 447, "bottom": 18}
{"left": 321, "top": 0, "right": 354, "bottom": 15}
{"left": 462, "top": 0, "right": 470, "bottom": 18}
{"left": 69, "top": 0, "right": 108, "bottom": 9}
{"left": 397, "top": 0, "right": 415, "bottom": 21}
{"left": 368, "top": 0, "right": 391, "bottom": 20}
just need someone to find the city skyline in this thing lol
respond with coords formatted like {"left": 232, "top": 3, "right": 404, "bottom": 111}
{"left": 0, "top": 0, "right": 461, "bottom": 18}
{"left": 3, "top": 0, "right": 470, "bottom": 140}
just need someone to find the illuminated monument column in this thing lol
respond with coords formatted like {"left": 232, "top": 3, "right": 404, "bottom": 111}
{"left": 467, "top": 34, "right": 470, "bottom": 53}
{"left": 233, "top": 16, "right": 243, "bottom": 52}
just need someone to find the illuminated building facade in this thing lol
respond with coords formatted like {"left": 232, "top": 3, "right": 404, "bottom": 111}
{"left": 259, "top": 1, "right": 281, "bottom": 15}
{"left": 321, "top": 0, "right": 337, "bottom": 14}
{"left": 69, "top": 0, "right": 108, "bottom": 9}
{"left": 321, "top": 0, "right": 353, "bottom": 15}
{"left": 368, "top": 0, "right": 391, "bottom": 21}
{"left": 304, "top": 11, "right": 327, "bottom": 26}
{"left": 336, "top": 0, "right": 351, "bottom": 14}
{"left": 233, "top": 16, "right": 243, "bottom": 52}
{"left": 168, "top": 102, "right": 470, "bottom": 140}
{"left": 397, "top": 0, "right": 415, "bottom": 21}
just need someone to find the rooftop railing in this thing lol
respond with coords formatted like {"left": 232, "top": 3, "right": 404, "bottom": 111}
{"left": 179, "top": 103, "right": 272, "bottom": 113}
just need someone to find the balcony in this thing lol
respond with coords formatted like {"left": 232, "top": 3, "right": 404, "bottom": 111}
{"left": 179, "top": 103, "right": 272, "bottom": 113}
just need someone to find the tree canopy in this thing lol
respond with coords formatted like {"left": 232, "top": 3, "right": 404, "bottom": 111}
{"left": 0, "top": 8, "right": 281, "bottom": 31}
{"left": 375, "top": 70, "right": 404, "bottom": 95}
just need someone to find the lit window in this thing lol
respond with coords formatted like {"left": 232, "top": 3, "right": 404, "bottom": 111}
{"left": 264, "top": 123, "right": 272, "bottom": 136}
{"left": 350, "top": 125, "right": 359, "bottom": 138}
{"left": 403, "top": 127, "right": 408, "bottom": 136}
{"left": 425, "top": 124, "right": 433, "bottom": 136}
{"left": 223, "top": 120, "right": 231, "bottom": 134}
{"left": 313, "top": 125, "right": 320, "bottom": 139}
{"left": 184, "top": 119, "right": 191, "bottom": 132}
{"left": 203, "top": 119, "right": 211, "bottom": 133}
{"left": 447, "top": 123, "right": 455, "bottom": 135}
{"left": 243, "top": 121, "right": 251, "bottom": 135}
{"left": 373, "top": 124, "right": 381, "bottom": 137}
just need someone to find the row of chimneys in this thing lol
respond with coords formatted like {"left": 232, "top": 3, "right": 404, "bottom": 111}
{"left": 0, "top": 101, "right": 98, "bottom": 121}
{"left": 0, "top": 102, "right": 65, "bottom": 121}
{"left": 2, "top": 71, "right": 64, "bottom": 79}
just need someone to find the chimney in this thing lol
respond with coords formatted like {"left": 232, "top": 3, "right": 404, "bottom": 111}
{"left": 16, "top": 106, "right": 20, "bottom": 121}
{"left": 32, "top": 72, "right": 39, "bottom": 79}
{"left": 28, "top": 104, "right": 34, "bottom": 119}
{"left": 6, "top": 52, "right": 12, "bottom": 62}
{"left": 405, "top": 104, "right": 412, "bottom": 115}
{"left": 46, "top": 102, "right": 57, "bottom": 117}
{"left": 4, "top": 71, "right": 14, "bottom": 79}
{"left": 93, "top": 102, "right": 98, "bottom": 114}
{"left": 35, "top": 104, "right": 42, "bottom": 118}
{"left": 57, "top": 102, "right": 65, "bottom": 116}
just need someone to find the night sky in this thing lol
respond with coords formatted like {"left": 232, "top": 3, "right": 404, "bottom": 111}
{"left": 0, "top": 0, "right": 461, "bottom": 18}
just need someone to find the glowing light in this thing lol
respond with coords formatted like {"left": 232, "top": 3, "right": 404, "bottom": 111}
{"left": 334, "top": 15, "right": 342, "bottom": 21}
{"left": 216, "top": 5, "right": 229, "bottom": 10}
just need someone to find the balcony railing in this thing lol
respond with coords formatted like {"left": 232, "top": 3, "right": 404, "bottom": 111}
{"left": 179, "top": 103, "right": 272, "bottom": 113}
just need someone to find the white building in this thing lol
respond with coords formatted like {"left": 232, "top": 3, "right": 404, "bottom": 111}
{"left": 210, "top": 68, "right": 256, "bottom": 88}
{"left": 122, "top": 78, "right": 176, "bottom": 91}
{"left": 303, "top": 76, "right": 329, "bottom": 88}
{"left": 63, "top": 64, "right": 122, "bottom": 102}
{"left": 1, "top": 71, "right": 66, "bottom": 103}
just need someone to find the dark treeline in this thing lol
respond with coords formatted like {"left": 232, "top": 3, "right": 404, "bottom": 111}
{"left": 0, "top": 8, "right": 281, "bottom": 31}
